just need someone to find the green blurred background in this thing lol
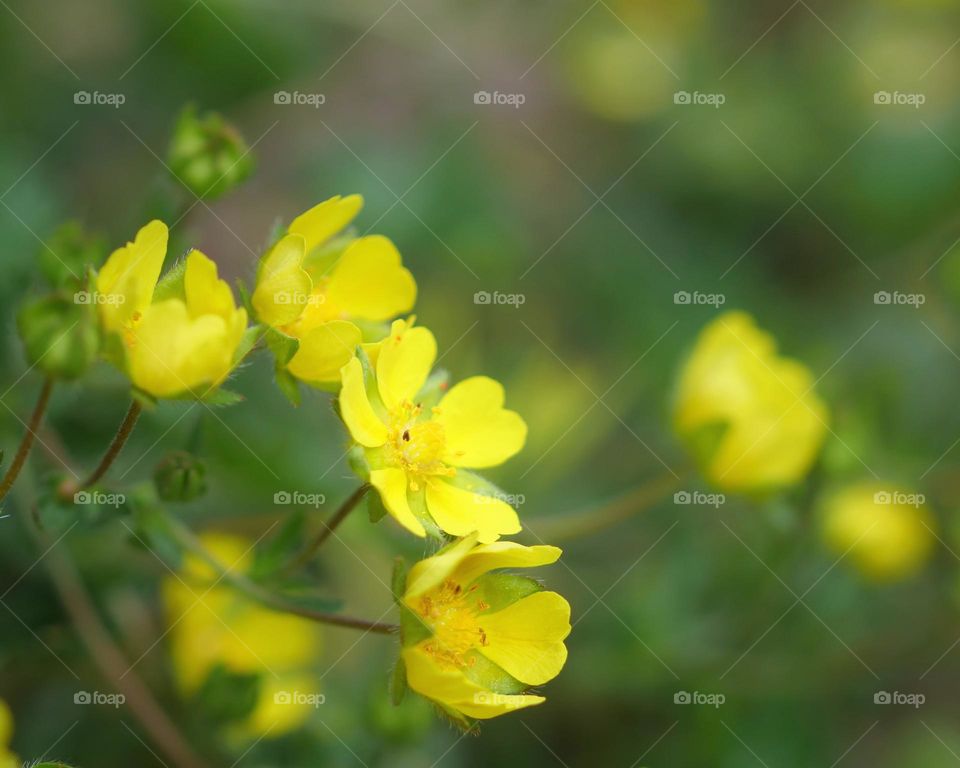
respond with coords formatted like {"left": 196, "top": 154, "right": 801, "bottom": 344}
{"left": 3, "top": 0, "right": 960, "bottom": 765}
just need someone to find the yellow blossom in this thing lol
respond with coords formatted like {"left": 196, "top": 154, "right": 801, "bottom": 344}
{"left": 399, "top": 535, "right": 571, "bottom": 721}
{"left": 821, "top": 483, "right": 934, "bottom": 581}
{"left": 97, "top": 221, "right": 248, "bottom": 398}
{"left": 673, "top": 311, "right": 828, "bottom": 492}
{"left": 0, "top": 700, "right": 16, "bottom": 768}
{"left": 163, "top": 533, "right": 322, "bottom": 738}
{"left": 251, "top": 195, "right": 416, "bottom": 386}
{"left": 339, "top": 319, "right": 527, "bottom": 542}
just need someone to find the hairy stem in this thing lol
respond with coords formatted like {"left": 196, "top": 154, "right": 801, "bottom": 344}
{"left": 528, "top": 473, "right": 683, "bottom": 542}
{"left": 169, "top": 517, "right": 398, "bottom": 635}
{"left": 79, "top": 401, "right": 142, "bottom": 490}
{"left": 33, "top": 523, "right": 210, "bottom": 768}
{"left": 287, "top": 484, "right": 371, "bottom": 572}
{"left": 0, "top": 378, "right": 54, "bottom": 503}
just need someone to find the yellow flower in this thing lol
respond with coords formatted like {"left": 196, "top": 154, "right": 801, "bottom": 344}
{"left": 0, "top": 700, "right": 16, "bottom": 768}
{"left": 251, "top": 195, "right": 417, "bottom": 386}
{"left": 97, "top": 221, "right": 249, "bottom": 398}
{"left": 340, "top": 319, "right": 527, "bottom": 542}
{"left": 399, "top": 535, "right": 571, "bottom": 721}
{"left": 821, "top": 483, "right": 934, "bottom": 581}
{"left": 163, "top": 533, "right": 322, "bottom": 738}
{"left": 673, "top": 311, "right": 828, "bottom": 492}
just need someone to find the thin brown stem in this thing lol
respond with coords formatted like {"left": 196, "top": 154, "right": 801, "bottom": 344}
{"left": 287, "top": 484, "right": 371, "bottom": 572}
{"left": 169, "top": 516, "right": 398, "bottom": 636}
{"left": 80, "top": 401, "right": 142, "bottom": 489}
{"left": 0, "top": 378, "right": 54, "bottom": 503}
{"left": 31, "top": 521, "right": 210, "bottom": 768}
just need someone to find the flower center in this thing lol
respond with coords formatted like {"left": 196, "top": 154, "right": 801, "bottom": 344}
{"left": 389, "top": 403, "right": 453, "bottom": 486}
{"left": 416, "top": 579, "right": 489, "bottom": 669}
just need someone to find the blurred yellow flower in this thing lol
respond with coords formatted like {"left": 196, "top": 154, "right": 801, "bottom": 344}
{"left": 400, "top": 535, "right": 571, "bottom": 721}
{"left": 0, "top": 699, "right": 16, "bottom": 768}
{"left": 163, "top": 533, "right": 322, "bottom": 738}
{"left": 673, "top": 311, "right": 828, "bottom": 492}
{"left": 252, "top": 195, "right": 416, "bottom": 386}
{"left": 821, "top": 483, "right": 934, "bottom": 581}
{"left": 340, "top": 319, "right": 527, "bottom": 541}
{"left": 98, "top": 222, "right": 249, "bottom": 398}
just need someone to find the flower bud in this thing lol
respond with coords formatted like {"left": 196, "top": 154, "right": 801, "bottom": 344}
{"left": 41, "top": 221, "right": 105, "bottom": 288}
{"left": 167, "top": 105, "right": 253, "bottom": 201}
{"left": 154, "top": 451, "right": 207, "bottom": 503}
{"left": 17, "top": 294, "right": 99, "bottom": 380}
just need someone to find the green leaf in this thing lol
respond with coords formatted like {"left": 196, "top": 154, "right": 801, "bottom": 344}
{"left": 193, "top": 664, "right": 261, "bottom": 724}
{"left": 250, "top": 511, "right": 306, "bottom": 579}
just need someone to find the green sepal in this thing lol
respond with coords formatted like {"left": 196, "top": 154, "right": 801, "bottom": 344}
{"left": 264, "top": 326, "right": 300, "bottom": 367}
{"left": 446, "top": 469, "right": 509, "bottom": 500}
{"left": 368, "top": 488, "right": 389, "bottom": 523}
{"left": 42, "top": 220, "right": 106, "bottom": 289}
{"left": 234, "top": 324, "right": 263, "bottom": 365}
{"left": 151, "top": 257, "right": 188, "bottom": 303}
{"left": 679, "top": 419, "right": 729, "bottom": 480}
{"left": 348, "top": 445, "right": 371, "bottom": 481}
{"left": 398, "top": 603, "right": 432, "bottom": 649}
{"left": 462, "top": 650, "right": 527, "bottom": 695}
{"left": 199, "top": 388, "right": 244, "bottom": 406}
{"left": 390, "top": 654, "right": 408, "bottom": 706}
{"left": 154, "top": 451, "right": 207, "bottom": 503}
{"left": 275, "top": 367, "right": 302, "bottom": 407}
{"left": 472, "top": 573, "right": 543, "bottom": 614}
{"left": 130, "top": 387, "right": 159, "bottom": 411}
{"left": 17, "top": 292, "right": 100, "bottom": 380}
{"left": 391, "top": 556, "right": 408, "bottom": 601}
{"left": 434, "top": 702, "right": 479, "bottom": 734}
{"left": 417, "top": 368, "right": 451, "bottom": 410}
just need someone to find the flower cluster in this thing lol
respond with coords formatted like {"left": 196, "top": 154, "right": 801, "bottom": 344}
{"left": 84, "top": 195, "right": 571, "bottom": 727}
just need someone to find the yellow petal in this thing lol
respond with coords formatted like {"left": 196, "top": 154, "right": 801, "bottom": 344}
{"left": 369, "top": 468, "right": 426, "bottom": 537}
{"left": 339, "top": 357, "right": 388, "bottom": 447}
{"left": 377, "top": 321, "right": 437, "bottom": 411}
{"left": 286, "top": 320, "right": 362, "bottom": 385}
{"left": 252, "top": 234, "right": 312, "bottom": 328}
{"left": 326, "top": 235, "right": 416, "bottom": 321}
{"left": 425, "top": 479, "right": 520, "bottom": 544}
{"left": 402, "top": 646, "right": 545, "bottom": 720}
{"left": 97, "top": 219, "right": 168, "bottom": 334}
{"left": 436, "top": 377, "right": 527, "bottom": 468}
{"left": 451, "top": 541, "right": 563, "bottom": 589}
{"left": 184, "top": 249, "right": 236, "bottom": 320}
{"left": 405, "top": 534, "right": 479, "bottom": 599}
{"left": 288, "top": 194, "right": 363, "bottom": 253}
{"left": 478, "top": 591, "right": 571, "bottom": 686}
{"left": 128, "top": 299, "right": 241, "bottom": 398}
